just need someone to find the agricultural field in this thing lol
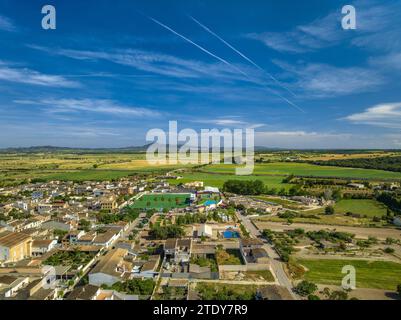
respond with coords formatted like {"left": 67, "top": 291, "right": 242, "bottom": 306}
{"left": 297, "top": 258, "right": 401, "bottom": 290}
{"left": 332, "top": 199, "right": 388, "bottom": 217}
{"left": 170, "top": 172, "right": 294, "bottom": 190}
{"left": 0, "top": 152, "right": 187, "bottom": 185}
{"left": 203, "top": 162, "right": 401, "bottom": 180}
{"left": 254, "top": 198, "right": 391, "bottom": 227}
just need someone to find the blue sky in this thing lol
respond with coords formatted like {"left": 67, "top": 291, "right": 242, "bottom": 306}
{"left": 1, "top": 0, "right": 401, "bottom": 148}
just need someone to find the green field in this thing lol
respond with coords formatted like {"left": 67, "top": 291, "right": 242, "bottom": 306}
{"left": 333, "top": 199, "right": 388, "bottom": 217}
{"left": 298, "top": 258, "right": 401, "bottom": 290}
{"left": 204, "top": 163, "right": 401, "bottom": 180}
{"left": 170, "top": 172, "right": 294, "bottom": 190}
{"left": 131, "top": 193, "right": 191, "bottom": 210}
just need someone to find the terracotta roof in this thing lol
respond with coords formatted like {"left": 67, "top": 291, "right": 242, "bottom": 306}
{"left": 0, "top": 231, "right": 31, "bottom": 248}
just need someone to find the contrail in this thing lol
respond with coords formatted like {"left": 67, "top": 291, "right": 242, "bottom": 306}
{"left": 189, "top": 15, "right": 297, "bottom": 97}
{"left": 146, "top": 15, "right": 249, "bottom": 78}
{"left": 146, "top": 15, "right": 304, "bottom": 112}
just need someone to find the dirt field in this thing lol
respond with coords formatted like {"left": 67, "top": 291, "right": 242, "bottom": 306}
{"left": 314, "top": 284, "right": 400, "bottom": 300}
{"left": 253, "top": 220, "right": 401, "bottom": 241}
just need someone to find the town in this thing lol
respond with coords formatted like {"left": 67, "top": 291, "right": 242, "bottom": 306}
{"left": 1, "top": 155, "right": 401, "bottom": 301}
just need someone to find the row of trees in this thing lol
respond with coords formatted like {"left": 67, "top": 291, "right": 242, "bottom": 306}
{"left": 309, "top": 156, "right": 401, "bottom": 173}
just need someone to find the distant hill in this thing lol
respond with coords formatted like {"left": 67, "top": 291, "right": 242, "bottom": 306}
{"left": 0, "top": 145, "right": 151, "bottom": 154}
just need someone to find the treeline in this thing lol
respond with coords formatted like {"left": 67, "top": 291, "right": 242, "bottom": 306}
{"left": 377, "top": 192, "right": 401, "bottom": 213}
{"left": 223, "top": 179, "right": 309, "bottom": 197}
{"left": 223, "top": 180, "right": 265, "bottom": 195}
{"left": 309, "top": 156, "right": 401, "bottom": 173}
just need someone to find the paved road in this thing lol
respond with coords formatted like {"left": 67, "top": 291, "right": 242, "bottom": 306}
{"left": 236, "top": 212, "right": 298, "bottom": 300}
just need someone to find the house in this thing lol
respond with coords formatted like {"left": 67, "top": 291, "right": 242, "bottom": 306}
{"left": 196, "top": 224, "right": 213, "bottom": 238}
{"left": 164, "top": 238, "right": 192, "bottom": 264}
{"left": 89, "top": 248, "right": 131, "bottom": 286}
{"left": 0, "top": 231, "right": 32, "bottom": 263}
{"left": 240, "top": 238, "right": 269, "bottom": 264}
{"left": 41, "top": 219, "right": 74, "bottom": 232}
{"left": 100, "top": 195, "right": 117, "bottom": 211}
{"left": 66, "top": 284, "right": 100, "bottom": 300}
{"left": 67, "top": 284, "right": 139, "bottom": 300}
{"left": 14, "top": 201, "right": 29, "bottom": 212}
{"left": 16, "top": 278, "right": 56, "bottom": 300}
{"left": 0, "top": 275, "right": 30, "bottom": 298}
{"left": 37, "top": 204, "right": 52, "bottom": 215}
{"left": 31, "top": 239, "right": 58, "bottom": 256}
{"left": 133, "top": 255, "right": 160, "bottom": 278}
{"left": 347, "top": 183, "right": 366, "bottom": 189}
{"left": 183, "top": 181, "right": 204, "bottom": 188}
{"left": 62, "top": 230, "right": 86, "bottom": 247}
{"left": 92, "top": 228, "right": 122, "bottom": 248}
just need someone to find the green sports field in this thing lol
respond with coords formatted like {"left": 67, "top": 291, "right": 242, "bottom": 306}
{"left": 298, "top": 258, "right": 401, "bottom": 290}
{"left": 131, "top": 193, "right": 191, "bottom": 210}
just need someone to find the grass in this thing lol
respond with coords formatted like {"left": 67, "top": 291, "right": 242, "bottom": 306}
{"left": 244, "top": 270, "right": 275, "bottom": 282}
{"left": 195, "top": 283, "right": 258, "bottom": 300}
{"left": 333, "top": 199, "right": 388, "bottom": 217}
{"left": 203, "top": 162, "right": 401, "bottom": 180}
{"left": 257, "top": 198, "right": 389, "bottom": 227}
{"left": 131, "top": 193, "right": 191, "bottom": 210}
{"left": 216, "top": 249, "right": 244, "bottom": 265}
{"left": 170, "top": 172, "right": 294, "bottom": 190}
{"left": 297, "top": 258, "right": 401, "bottom": 290}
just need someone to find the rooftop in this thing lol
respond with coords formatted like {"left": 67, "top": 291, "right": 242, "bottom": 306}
{"left": 0, "top": 231, "right": 32, "bottom": 248}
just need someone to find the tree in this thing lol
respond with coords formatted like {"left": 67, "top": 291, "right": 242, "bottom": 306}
{"left": 295, "top": 281, "right": 318, "bottom": 297}
{"left": 325, "top": 205, "right": 335, "bottom": 215}
{"left": 397, "top": 284, "right": 401, "bottom": 296}
{"left": 384, "top": 247, "right": 395, "bottom": 254}
{"left": 308, "top": 294, "right": 320, "bottom": 300}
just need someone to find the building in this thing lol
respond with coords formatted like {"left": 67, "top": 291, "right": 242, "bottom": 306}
{"left": 100, "top": 195, "right": 117, "bottom": 211}
{"left": 183, "top": 181, "right": 204, "bottom": 188}
{"left": 0, "top": 275, "right": 30, "bottom": 298}
{"left": 31, "top": 239, "right": 58, "bottom": 256}
{"left": 164, "top": 238, "right": 192, "bottom": 264}
{"left": 0, "top": 231, "right": 32, "bottom": 263}
{"left": 196, "top": 224, "right": 213, "bottom": 238}
{"left": 88, "top": 248, "right": 131, "bottom": 286}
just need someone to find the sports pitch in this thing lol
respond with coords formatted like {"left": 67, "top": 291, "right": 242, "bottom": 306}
{"left": 130, "top": 193, "right": 191, "bottom": 210}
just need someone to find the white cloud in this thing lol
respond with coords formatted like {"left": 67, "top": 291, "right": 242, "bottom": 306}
{"left": 274, "top": 61, "right": 383, "bottom": 97}
{"left": 29, "top": 45, "right": 257, "bottom": 82}
{"left": 369, "top": 52, "right": 401, "bottom": 71}
{"left": 344, "top": 102, "right": 401, "bottom": 128}
{"left": 14, "top": 98, "right": 161, "bottom": 118}
{"left": 246, "top": 11, "right": 342, "bottom": 53}
{"left": 0, "top": 62, "right": 79, "bottom": 88}
{"left": 0, "top": 15, "right": 16, "bottom": 32}
{"left": 247, "top": 1, "right": 401, "bottom": 54}
{"left": 255, "top": 130, "right": 354, "bottom": 148}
